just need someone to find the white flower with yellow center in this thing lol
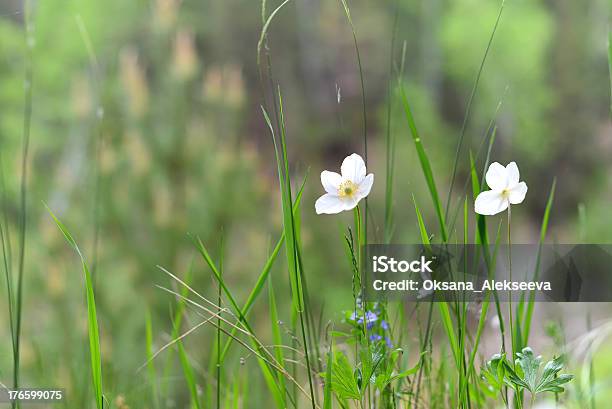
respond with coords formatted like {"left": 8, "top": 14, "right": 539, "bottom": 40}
{"left": 315, "top": 153, "right": 374, "bottom": 215}
{"left": 474, "top": 161, "right": 528, "bottom": 216}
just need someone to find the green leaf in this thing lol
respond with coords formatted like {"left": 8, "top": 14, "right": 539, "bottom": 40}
{"left": 323, "top": 346, "right": 333, "bottom": 409}
{"left": 514, "top": 347, "right": 541, "bottom": 392}
{"left": 331, "top": 351, "right": 360, "bottom": 400}
{"left": 537, "top": 374, "right": 574, "bottom": 394}
{"left": 481, "top": 353, "right": 506, "bottom": 392}
{"left": 536, "top": 356, "right": 574, "bottom": 394}
{"left": 485, "top": 347, "right": 575, "bottom": 397}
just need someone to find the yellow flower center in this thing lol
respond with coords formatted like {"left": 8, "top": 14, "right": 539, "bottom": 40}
{"left": 501, "top": 188, "right": 510, "bottom": 198}
{"left": 338, "top": 180, "right": 358, "bottom": 198}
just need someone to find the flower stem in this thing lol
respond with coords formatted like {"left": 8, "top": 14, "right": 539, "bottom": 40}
{"left": 354, "top": 205, "right": 370, "bottom": 407}
{"left": 507, "top": 206, "right": 514, "bottom": 355}
{"left": 507, "top": 205, "right": 521, "bottom": 408}
{"left": 354, "top": 206, "right": 368, "bottom": 339}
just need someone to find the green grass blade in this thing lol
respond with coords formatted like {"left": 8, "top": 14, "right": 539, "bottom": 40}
{"left": 383, "top": 4, "right": 402, "bottom": 243}
{"left": 218, "top": 174, "right": 307, "bottom": 363}
{"left": 274, "top": 89, "right": 317, "bottom": 409}
{"left": 161, "top": 268, "right": 192, "bottom": 400}
{"left": 187, "top": 243, "right": 289, "bottom": 403}
{"left": 0, "top": 159, "right": 16, "bottom": 362}
{"left": 257, "top": 0, "right": 292, "bottom": 67}
{"left": 467, "top": 227, "right": 503, "bottom": 372}
{"left": 522, "top": 179, "right": 556, "bottom": 345}
{"left": 169, "top": 270, "right": 201, "bottom": 409}
{"left": 46, "top": 206, "right": 103, "bottom": 409}
{"left": 261, "top": 103, "right": 301, "bottom": 313}
{"left": 412, "top": 198, "right": 459, "bottom": 368}
{"left": 145, "top": 309, "right": 159, "bottom": 409}
{"left": 268, "top": 275, "right": 287, "bottom": 408}
{"left": 412, "top": 195, "right": 432, "bottom": 253}
{"left": 192, "top": 237, "right": 246, "bottom": 323}
{"left": 400, "top": 86, "right": 447, "bottom": 241}
{"left": 323, "top": 344, "right": 334, "bottom": 409}
{"left": 177, "top": 338, "right": 202, "bottom": 409}
{"left": 255, "top": 352, "right": 287, "bottom": 409}
{"left": 13, "top": 4, "right": 34, "bottom": 401}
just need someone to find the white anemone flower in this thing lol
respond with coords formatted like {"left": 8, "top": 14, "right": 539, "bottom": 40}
{"left": 474, "top": 161, "right": 528, "bottom": 216}
{"left": 315, "top": 153, "right": 374, "bottom": 215}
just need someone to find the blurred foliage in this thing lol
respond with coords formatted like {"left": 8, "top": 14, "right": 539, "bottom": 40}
{"left": 0, "top": 0, "right": 611, "bottom": 406}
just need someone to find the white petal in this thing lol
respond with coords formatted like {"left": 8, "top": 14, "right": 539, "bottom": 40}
{"left": 508, "top": 181, "right": 527, "bottom": 205}
{"left": 341, "top": 153, "right": 366, "bottom": 184}
{"left": 341, "top": 195, "right": 361, "bottom": 211}
{"left": 485, "top": 162, "right": 508, "bottom": 191}
{"left": 315, "top": 193, "right": 345, "bottom": 214}
{"left": 356, "top": 173, "right": 374, "bottom": 200}
{"left": 506, "top": 162, "right": 520, "bottom": 186}
{"left": 474, "top": 190, "right": 509, "bottom": 216}
{"left": 321, "top": 171, "right": 342, "bottom": 194}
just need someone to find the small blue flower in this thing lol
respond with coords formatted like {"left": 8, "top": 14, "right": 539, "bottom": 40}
{"left": 362, "top": 311, "right": 378, "bottom": 327}
{"left": 370, "top": 334, "right": 383, "bottom": 342}
{"left": 351, "top": 310, "right": 379, "bottom": 329}
{"left": 385, "top": 336, "right": 393, "bottom": 348}
{"left": 381, "top": 320, "right": 389, "bottom": 331}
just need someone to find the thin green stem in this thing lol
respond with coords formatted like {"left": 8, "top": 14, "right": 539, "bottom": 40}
{"left": 507, "top": 206, "right": 514, "bottom": 356}
{"left": 14, "top": 4, "right": 34, "bottom": 407}
{"left": 216, "top": 237, "right": 224, "bottom": 409}
{"left": 354, "top": 206, "right": 367, "bottom": 342}
{"left": 445, "top": 0, "right": 505, "bottom": 217}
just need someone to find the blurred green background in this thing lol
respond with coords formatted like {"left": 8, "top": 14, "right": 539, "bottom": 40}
{"left": 1, "top": 0, "right": 611, "bottom": 406}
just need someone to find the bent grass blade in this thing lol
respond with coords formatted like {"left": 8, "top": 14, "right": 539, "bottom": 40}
{"left": 46, "top": 206, "right": 103, "bottom": 409}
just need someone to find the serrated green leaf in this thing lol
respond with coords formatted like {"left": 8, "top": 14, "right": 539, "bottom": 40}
{"left": 331, "top": 352, "right": 360, "bottom": 400}
{"left": 514, "top": 347, "right": 541, "bottom": 392}
{"left": 536, "top": 356, "right": 573, "bottom": 394}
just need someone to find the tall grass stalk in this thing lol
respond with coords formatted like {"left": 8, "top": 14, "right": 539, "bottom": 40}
{"left": 188, "top": 241, "right": 290, "bottom": 405}
{"left": 217, "top": 176, "right": 306, "bottom": 363}
{"left": 268, "top": 274, "right": 287, "bottom": 409}
{"left": 154, "top": 278, "right": 313, "bottom": 405}
{"left": 520, "top": 180, "right": 555, "bottom": 345}
{"left": 0, "top": 155, "right": 15, "bottom": 403}
{"left": 47, "top": 207, "right": 103, "bottom": 409}
{"left": 13, "top": 3, "right": 35, "bottom": 407}
{"left": 383, "top": 0, "right": 400, "bottom": 242}
{"left": 257, "top": 5, "right": 317, "bottom": 404}
{"left": 144, "top": 310, "right": 159, "bottom": 409}
{"left": 578, "top": 203, "right": 596, "bottom": 409}
{"left": 216, "top": 235, "right": 225, "bottom": 409}
{"left": 274, "top": 89, "right": 317, "bottom": 408}
{"left": 75, "top": 14, "right": 104, "bottom": 285}
{"left": 339, "top": 0, "right": 369, "bottom": 244}
{"left": 445, "top": 0, "right": 505, "bottom": 217}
